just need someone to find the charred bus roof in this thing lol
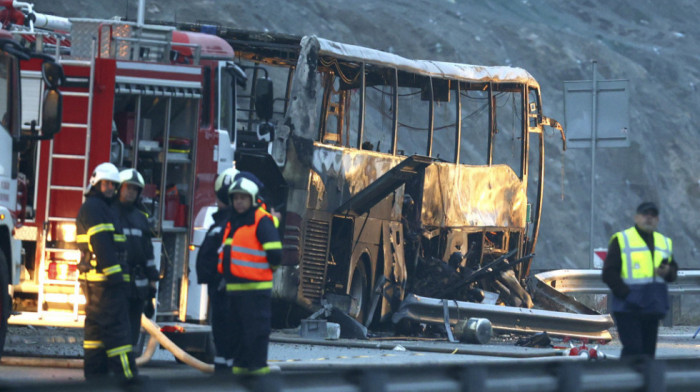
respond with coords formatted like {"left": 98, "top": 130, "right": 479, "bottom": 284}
{"left": 190, "top": 27, "right": 540, "bottom": 89}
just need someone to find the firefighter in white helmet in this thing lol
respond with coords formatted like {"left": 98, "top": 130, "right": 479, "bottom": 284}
{"left": 76, "top": 162, "right": 138, "bottom": 382}
{"left": 113, "top": 168, "right": 159, "bottom": 351}
{"left": 217, "top": 175, "right": 281, "bottom": 376}
{"left": 197, "top": 167, "right": 281, "bottom": 374}
{"left": 195, "top": 166, "right": 238, "bottom": 374}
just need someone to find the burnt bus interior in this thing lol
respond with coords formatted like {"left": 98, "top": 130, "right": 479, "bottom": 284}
{"left": 216, "top": 30, "right": 545, "bottom": 325}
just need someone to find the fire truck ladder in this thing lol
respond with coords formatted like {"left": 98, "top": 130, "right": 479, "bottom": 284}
{"left": 36, "top": 53, "right": 97, "bottom": 322}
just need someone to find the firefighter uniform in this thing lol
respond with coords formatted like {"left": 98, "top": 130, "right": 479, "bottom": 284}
{"left": 602, "top": 202, "right": 678, "bottom": 358}
{"left": 196, "top": 207, "right": 232, "bottom": 373}
{"left": 113, "top": 200, "right": 158, "bottom": 347}
{"left": 114, "top": 168, "right": 159, "bottom": 350}
{"left": 76, "top": 164, "right": 137, "bottom": 381}
{"left": 218, "top": 178, "right": 281, "bottom": 376}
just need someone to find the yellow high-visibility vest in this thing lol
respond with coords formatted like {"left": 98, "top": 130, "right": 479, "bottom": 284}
{"left": 614, "top": 227, "right": 672, "bottom": 284}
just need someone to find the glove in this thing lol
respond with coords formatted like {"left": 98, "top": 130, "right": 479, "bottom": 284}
{"left": 143, "top": 284, "right": 157, "bottom": 318}
{"left": 144, "top": 299, "right": 155, "bottom": 319}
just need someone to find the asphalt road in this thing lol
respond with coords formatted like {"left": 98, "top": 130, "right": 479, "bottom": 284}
{"left": 1, "top": 325, "right": 699, "bottom": 386}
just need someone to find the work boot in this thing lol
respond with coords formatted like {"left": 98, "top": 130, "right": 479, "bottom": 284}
{"left": 120, "top": 374, "right": 155, "bottom": 392}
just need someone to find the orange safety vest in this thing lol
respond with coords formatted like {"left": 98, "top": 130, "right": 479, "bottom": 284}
{"left": 217, "top": 208, "right": 273, "bottom": 282}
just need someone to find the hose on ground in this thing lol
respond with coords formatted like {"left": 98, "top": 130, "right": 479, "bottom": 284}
{"left": 0, "top": 315, "right": 213, "bottom": 373}
{"left": 138, "top": 315, "right": 214, "bottom": 373}
{"left": 0, "top": 356, "right": 84, "bottom": 368}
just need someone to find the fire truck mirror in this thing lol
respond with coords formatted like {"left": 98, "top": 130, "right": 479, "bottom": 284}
{"left": 41, "top": 60, "right": 64, "bottom": 90}
{"left": 41, "top": 89, "right": 62, "bottom": 137}
{"left": 254, "top": 77, "right": 274, "bottom": 121}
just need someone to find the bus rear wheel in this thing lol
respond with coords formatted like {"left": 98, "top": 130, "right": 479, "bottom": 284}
{"left": 348, "top": 263, "right": 368, "bottom": 324}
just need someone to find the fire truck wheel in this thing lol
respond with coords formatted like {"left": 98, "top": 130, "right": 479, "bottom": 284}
{"left": 0, "top": 251, "right": 9, "bottom": 359}
{"left": 348, "top": 263, "right": 368, "bottom": 324}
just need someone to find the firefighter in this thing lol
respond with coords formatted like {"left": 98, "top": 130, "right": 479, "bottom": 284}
{"left": 195, "top": 166, "right": 238, "bottom": 374}
{"left": 602, "top": 201, "right": 679, "bottom": 358}
{"left": 113, "top": 168, "right": 159, "bottom": 350}
{"left": 76, "top": 162, "right": 138, "bottom": 382}
{"left": 218, "top": 176, "right": 281, "bottom": 376}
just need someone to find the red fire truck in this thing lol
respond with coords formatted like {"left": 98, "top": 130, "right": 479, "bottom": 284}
{"left": 0, "top": 14, "right": 64, "bottom": 358}
{"left": 1, "top": 3, "right": 245, "bottom": 344}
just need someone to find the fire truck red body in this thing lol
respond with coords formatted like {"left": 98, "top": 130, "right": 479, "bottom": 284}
{"left": 6, "top": 15, "right": 238, "bottom": 328}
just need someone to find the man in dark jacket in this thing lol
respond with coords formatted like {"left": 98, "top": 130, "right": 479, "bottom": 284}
{"left": 602, "top": 201, "right": 678, "bottom": 358}
{"left": 114, "top": 168, "right": 159, "bottom": 350}
{"left": 195, "top": 167, "right": 237, "bottom": 374}
{"left": 76, "top": 162, "right": 138, "bottom": 381}
{"left": 218, "top": 176, "right": 281, "bottom": 376}
{"left": 196, "top": 168, "right": 278, "bottom": 375}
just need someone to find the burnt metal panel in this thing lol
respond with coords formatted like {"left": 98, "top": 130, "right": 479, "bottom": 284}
{"left": 422, "top": 163, "right": 527, "bottom": 229}
{"left": 335, "top": 154, "right": 433, "bottom": 216}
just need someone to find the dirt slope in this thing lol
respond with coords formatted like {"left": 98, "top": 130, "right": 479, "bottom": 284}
{"left": 34, "top": 0, "right": 700, "bottom": 270}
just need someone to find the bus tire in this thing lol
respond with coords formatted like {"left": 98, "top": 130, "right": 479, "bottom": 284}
{"left": 348, "top": 263, "right": 368, "bottom": 324}
{"left": 0, "top": 251, "right": 10, "bottom": 359}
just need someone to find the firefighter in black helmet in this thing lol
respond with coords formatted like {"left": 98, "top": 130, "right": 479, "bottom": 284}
{"left": 76, "top": 162, "right": 138, "bottom": 382}
{"left": 114, "top": 168, "right": 159, "bottom": 351}
{"left": 195, "top": 166, "right": 238, "bottom": 375}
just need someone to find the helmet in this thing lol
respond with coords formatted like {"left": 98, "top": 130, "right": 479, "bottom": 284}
{"left": 88, "top": 162, "right": 120, "bottom": 188}
{"left": 228, "top": 177, "right": 259, "bottom": 207}
{"left": 119, "top": 168, "right": 145, "bottom": 189}
{"left": 214, "top": 167, "right": 240, "bottom": 205}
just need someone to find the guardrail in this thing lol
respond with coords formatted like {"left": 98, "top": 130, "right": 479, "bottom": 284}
{"left": 535, "top": 269, "right": 700, "bottom": 294}
{"left": 392, "top": 294, "right": 613, "bottom": 341}
{"left": 6, "top": 357, "right": 700, "bottom": 391}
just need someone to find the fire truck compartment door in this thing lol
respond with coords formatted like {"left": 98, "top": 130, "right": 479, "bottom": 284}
{"left": 334, "top": 154, "right": 433, "bottom": 216}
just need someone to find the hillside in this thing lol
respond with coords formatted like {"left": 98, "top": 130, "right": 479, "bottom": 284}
{"left": 35, "top": 0, "right": 700, "bottom": 270}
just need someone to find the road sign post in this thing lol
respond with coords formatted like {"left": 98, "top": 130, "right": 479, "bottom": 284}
{"left": 564, "top": 61, "right": 629, "bottom": 269}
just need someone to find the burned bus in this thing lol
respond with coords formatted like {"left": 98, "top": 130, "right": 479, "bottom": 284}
{"left": 195, "top": 30, "right": 566, "bottom": 327}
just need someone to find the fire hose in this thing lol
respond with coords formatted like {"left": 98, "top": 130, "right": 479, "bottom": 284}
{"left": 0, "top": 315, "right": 214, "bottom": 373}
{"left": 137, "top": 315, "right": 213, "bottom": 372}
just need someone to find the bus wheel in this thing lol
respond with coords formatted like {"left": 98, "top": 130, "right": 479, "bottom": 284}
{"left": 348, "top": 263, "right": 368, "bottom": 324}
{"left": 0, "top": 251, "right": 9, "bottom": 359}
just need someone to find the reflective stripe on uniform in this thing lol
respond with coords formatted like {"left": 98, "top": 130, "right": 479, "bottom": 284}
{"left": 122, "top": 228, "right": 143, "bottom": 237}
{"left": 83, "top": 340, "right": 104, "bottom": 349}
{"left": 106, "top": 345, "right": 134, "bottom": 379}
{"left": 222, "top": 243, "right": 266, "bottom": 257}
{"left": 231, "top": 258, "right": 270, "bottom": 270}
{"left": 88, "top": 223, "right": 115, "bottom": 237}
{"left": 226, "top": 281, "right": 273, "bottom": 291}
{"left": 123, "top": 274, "right": 131, "bottom": 282}
{"left": 233, "top": 366, "right": 270, "bottom": 375}
{"left": 79, "top": 224, "right": 120, "bottom": 252}
{"left": 106, "top": 344, "right": 132, "bottom": 357}
{"left": 103, "top": 264, "right": 122, "bottom": 276}
{"left": 79, "top": 270, "right": 107, "bottom": 282}
{"left": 262, "top": 241, "right": 282, "bottom": 251}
